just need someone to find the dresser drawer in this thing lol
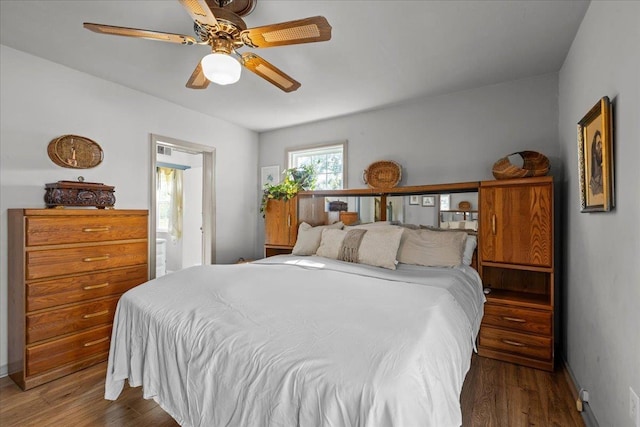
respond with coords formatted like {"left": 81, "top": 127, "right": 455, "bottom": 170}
{"left": 26, "top": 265, "right": 147, "bottom": 311}
{"left": 482, "top": 304, "right": 552, "bottom": 335}
{"left": 26, "top": 215, "right": 147, "bottom": 246}
{"left": 26, "top": 242, "right": 148, "bottom": 280}
{"left": 26, "top": 324, "right": 112, "bottom": 376}
{"left": 27, "top": 296, "right": 119, "bottom": 344}
{"left": 479, "top": 326, "right": 552, "bottom": 361}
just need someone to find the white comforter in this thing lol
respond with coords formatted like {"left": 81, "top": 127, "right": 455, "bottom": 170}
{"left": 105, "top": 255, "right": 485, "bottom": 427}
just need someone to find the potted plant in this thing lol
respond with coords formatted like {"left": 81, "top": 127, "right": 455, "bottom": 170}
{"left": 260, "top": 164, "right": 317, "bottom": 216}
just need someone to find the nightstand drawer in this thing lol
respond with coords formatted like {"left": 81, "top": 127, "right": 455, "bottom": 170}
{"left": 26, "top": 242, "right": 148, "bottom": 280}
{"left": 26, "top": 324, "right": 112, "bottom": 376}
{"left": 26, "top": 296, "right": 119, "bottom": 344}
{"left": 482, "top": 304, "right": 551, "bottom": 335}
{"left": 26, "top": 265, "right": 147, "bottom": 311}
{"left": 26, "top": 215, "right": 147, "bottom": 246}
{"left": 479, "top": 326, "right": 552, "bottom": 361}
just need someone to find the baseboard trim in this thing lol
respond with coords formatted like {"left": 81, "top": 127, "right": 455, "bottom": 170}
{"left": 0, "top": 363, "right": 7, "bottom": 378}
{"left": 561, "top": 358, "right": 600, "bottom": 427}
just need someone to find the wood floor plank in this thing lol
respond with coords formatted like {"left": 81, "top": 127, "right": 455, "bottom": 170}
{"left": 1, "top": 355, "right": 584, "bottom": 427}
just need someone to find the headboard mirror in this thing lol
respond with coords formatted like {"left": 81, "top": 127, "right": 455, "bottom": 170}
{"left": 318, "top": 192, "right": 478, "bottom": 229}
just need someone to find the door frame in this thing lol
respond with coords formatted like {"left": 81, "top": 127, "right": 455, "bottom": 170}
{"left": 149, "top": 134, "right": 216, "bottom": 278}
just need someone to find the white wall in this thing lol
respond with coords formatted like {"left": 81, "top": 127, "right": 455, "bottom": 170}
{"left": 558, "top": 2, "right": 640, "bottom": 426}
{"left": 258, "top": 73, "right": 560, "bottom": 254}
{"left": 0, "top": 46, "right": 259, "bottom": 375}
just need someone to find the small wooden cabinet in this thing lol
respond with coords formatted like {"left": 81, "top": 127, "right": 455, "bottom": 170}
{"left": 477, "top": 176, "right": 555, "bottom": 371}
{"left": 8, "top": 209, "right": 149, "bottom": 390}
{"left": 264, "top": 197, "right": 298, "bottom": 257}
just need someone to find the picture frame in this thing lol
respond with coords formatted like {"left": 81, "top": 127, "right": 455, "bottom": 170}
{"left": 577, "top": 96, "right": 614, "bottom": 212}
{"left": 440, "top": 194, "right": 451, "bottom": 211}
{"left": 261, "top": 165, "right": 280, "bottom": 188}
{"left": 422, "top": 196, "right": 435, "bottom": 207}
{"left": 409, "top": 195, "right": 419, "bottom": 205}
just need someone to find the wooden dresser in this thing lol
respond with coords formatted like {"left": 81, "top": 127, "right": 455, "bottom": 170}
{"left": 8, "top": 209, "right": 148, "bottom": 390}
{"left": 477, "top": 176, "right": 555, "bottom": 371}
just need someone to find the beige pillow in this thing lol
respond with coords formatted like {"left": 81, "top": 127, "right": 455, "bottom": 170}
{"left": 315, "top": 228, "right": 347, "bottom": 259}
{"left": 357, "top": 227, "right": 404, "bottom": 270}
{"left": 292, "top": 222, "right": 344, "bottom": 255}
{"left": 316, "top": 227, "right": 404, "bottom": 270}
{"left": 397, "top": 229, "right": 467, "bottom": 267}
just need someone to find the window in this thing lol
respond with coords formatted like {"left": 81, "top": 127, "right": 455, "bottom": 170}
{"left": 157, "top": 168, "right": 172, "bottom": 232}
{"left": 287, "top": 142, "right": 347, "bottom": 190}
{"left": 156, "top": 167, "right": 183, "bottom": 238}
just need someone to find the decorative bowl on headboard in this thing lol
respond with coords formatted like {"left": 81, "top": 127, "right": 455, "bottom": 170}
{"left": 363, "top": 160, "right": 402, "bottom": 189}
{"left": 492, "top": 151, "right": 550, "bottom": 180}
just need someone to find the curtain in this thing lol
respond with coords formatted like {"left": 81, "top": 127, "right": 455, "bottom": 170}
{"left": 158, "top": 167, "right": 183, "bottom": 241}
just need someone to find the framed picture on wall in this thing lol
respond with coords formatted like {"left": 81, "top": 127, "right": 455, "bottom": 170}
{"left": 409, "top": 195, "right": 419, "bottom": 205}
{"left": 261, "top": 165, "right": 280, "bottom": 188}
{"left": 578, "top": 96, "right": 614, "bottom": 212}
{"left": 422, "top": 196, "right": 435, "bottom": 207}
{"left": 440, "top": 194, "right": 451, "bottom": 210}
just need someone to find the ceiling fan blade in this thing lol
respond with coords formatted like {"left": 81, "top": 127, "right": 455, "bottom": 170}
{"left": 186, "top": 62, "right": 211, "bottom": 89}
{"left": 178, "top": 0, "right": 219, "bottom": 29}
{"left": 241, "top": 53, "right": 301, "bottom": 92}
{"left": 83, "top": 23, "right": 197, "bottom": 45}
{"left": 241, "top": 16, "right": 331, "bottom": 48}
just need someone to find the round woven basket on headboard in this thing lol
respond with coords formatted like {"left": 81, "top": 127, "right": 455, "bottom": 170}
{"left": 492, "top": 151, "right": 550, "bottom": 180}
{"left": 363, "top": 160, "right": 402, "bottom": 189}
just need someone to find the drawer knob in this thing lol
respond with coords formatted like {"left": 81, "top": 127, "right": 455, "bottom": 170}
{"left": 83, "top": 255, "right": 110, "bottom": 262}
{"left": 83, "top": 282, "right": 109, "bottom": 290}
{"left": 82, "top": 227, "right": 111, "bottom": 232}
{"left": 83, "top": 337, "right": 109, "bottom": 347}
{"left": 502, "top": 316, "right": 527, "bottom": 323}
{"left": 82, "top": 309, "right": 109, "bottom": 319}
{"left": 502, "top": 339, "right": 527, "bottom": 347}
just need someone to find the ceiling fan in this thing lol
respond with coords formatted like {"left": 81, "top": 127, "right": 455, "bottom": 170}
{"left": 83, "top": 0, "right": 331, "bottom": 92}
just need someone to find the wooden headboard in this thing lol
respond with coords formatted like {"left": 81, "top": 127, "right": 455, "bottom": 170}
{"left": 295, "top": 180, "right": 481, "bottom": 270}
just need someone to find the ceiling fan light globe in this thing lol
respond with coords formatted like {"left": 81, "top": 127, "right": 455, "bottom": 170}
{"left": 201, "top": 53, "right": 241, "bottom": 85}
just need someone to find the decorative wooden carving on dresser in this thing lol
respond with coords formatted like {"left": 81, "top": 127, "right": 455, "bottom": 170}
{"left": 44, "top": 180, "right": 116, "bottom": 209}
{"left": 8, "top": 209, "right": 148, "bottom": 390}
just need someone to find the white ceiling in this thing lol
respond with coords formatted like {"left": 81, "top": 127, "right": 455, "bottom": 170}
{"left": 0, "top": 0, "right": 589, "bottom": 132}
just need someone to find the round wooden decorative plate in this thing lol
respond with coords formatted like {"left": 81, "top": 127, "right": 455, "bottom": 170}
{"left": 47, "top": 135, "right": 103, "bottom": 169}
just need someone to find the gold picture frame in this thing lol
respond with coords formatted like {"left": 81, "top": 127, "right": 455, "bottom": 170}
{"left": 577, "top": 96, "right": 614, "bottom": 212}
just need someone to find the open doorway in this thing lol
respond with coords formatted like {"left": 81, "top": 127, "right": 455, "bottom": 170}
{"left": 149, "top": 134, "right": 215, "bottom": 279}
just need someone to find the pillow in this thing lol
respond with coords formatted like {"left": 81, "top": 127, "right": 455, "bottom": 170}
{"left": 316, "top": 227, "right": 404, "bottom": 270}
{"left": 397, "top": 229, "right": 467, "bottom": 267}
{"left": 315, "top": 228, "right": 346, "bottom": 259}
{"left": 357, "top": 227, "right": 403, "bottom": 269}
{"left": 397, "top": 223, "right": 420, "bottom": 230}
{"left": 418, "top": 226, "right": 476, "bottom": 265}
{"left": 292, "top": 221, "right": 344, "bottom": 255}
{"left": 462, "top": 235, "right": 477, "bottom": 266}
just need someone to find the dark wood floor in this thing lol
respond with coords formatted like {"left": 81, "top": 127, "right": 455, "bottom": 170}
{"left": 0, "top": 355, "right": 584, "bottom": 427}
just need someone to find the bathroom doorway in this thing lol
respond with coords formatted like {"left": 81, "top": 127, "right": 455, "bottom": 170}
{"left": 149, "top": 134, "right": 215, "bottom": 278}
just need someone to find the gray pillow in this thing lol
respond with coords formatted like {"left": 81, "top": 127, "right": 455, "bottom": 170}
{"left": 397, "top": 229, "right": 467, "bottom": 267}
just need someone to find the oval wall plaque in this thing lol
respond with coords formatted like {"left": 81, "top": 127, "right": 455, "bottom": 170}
{"left": 47, "top": 134, "right": 104, "bottom": 169}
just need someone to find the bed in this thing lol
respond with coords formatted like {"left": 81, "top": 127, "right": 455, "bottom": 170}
{"left": 105, "top": 226, "right": 485, "bottom": 427}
